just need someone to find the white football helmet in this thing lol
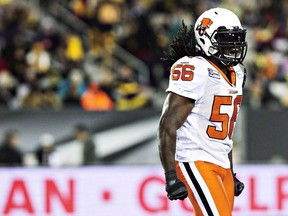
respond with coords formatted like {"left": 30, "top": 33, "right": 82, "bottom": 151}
{"left": 194, "top": 8, "right": 247, "bottom": 66}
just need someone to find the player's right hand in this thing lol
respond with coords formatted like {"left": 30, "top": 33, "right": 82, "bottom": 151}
{"left": 165, "top": 171, "right": 188, "bottom": 200}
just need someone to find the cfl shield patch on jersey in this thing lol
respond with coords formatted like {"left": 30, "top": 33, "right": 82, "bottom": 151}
{"left": 235, "top": 70, "right": 244, "bottom": 79}
{"left": 208, "top": 68, "right": 220, "bottom": 79}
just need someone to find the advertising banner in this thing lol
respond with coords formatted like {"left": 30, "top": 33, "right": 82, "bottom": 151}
{"left": 0, "top": 165, "right": 287, "bottom": 216}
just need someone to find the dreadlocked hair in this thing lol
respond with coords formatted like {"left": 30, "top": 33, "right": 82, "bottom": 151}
{"left": 161, "top": 20, "right": 200, "bottom": 67}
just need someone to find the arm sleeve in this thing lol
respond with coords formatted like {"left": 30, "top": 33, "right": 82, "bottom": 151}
{"left": 166, "top": 57, "right": 207, "bottom": 101}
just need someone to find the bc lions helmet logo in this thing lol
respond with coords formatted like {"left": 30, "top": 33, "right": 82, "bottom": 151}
{"left": 196, "top": 17, "right": 213, "bottom": 36}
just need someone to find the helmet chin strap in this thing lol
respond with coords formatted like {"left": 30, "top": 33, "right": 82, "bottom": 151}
{"left": 222, "top": 61, "right": 238, "bottom": 67}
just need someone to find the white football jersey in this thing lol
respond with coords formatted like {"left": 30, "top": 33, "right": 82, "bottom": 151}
{"left": 166, "top": 56, "right": 245, "bottom": 168}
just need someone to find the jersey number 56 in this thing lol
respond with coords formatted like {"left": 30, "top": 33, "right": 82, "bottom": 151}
{"left": 207, "top": 95, "right": 242, "bottom": 140}
{"left": 171, "top": 64, "right": 194, "bottom": 81}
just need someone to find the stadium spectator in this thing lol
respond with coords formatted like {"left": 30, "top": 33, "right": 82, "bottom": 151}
{"left": 35, "top": 133, "right": 56, "bottom": 166}
{"left": 114, "top": 64, "right": 152, "bottom": 110}
{"left": 0, "top": 70, "right": 17, "bottom": 108}
{"left": 58, "top": 68, "right": 87, "bottom": 107}
{"left": 0, "top": 129, "right": 23, "bottom": 166}
{"left": 26, "top": 41, "right": 51, "bottom": 75}
{"left": 74, "top": 124, "right": 98, "bottom": 165}
{"left": 81, "top": 82, "right": 114, "bottom": 111}
{"left": 65, "top": 34, "right": 84, "bottom": 62}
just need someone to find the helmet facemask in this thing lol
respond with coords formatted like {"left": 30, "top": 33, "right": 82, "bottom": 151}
{"left": 209, "top": 26, "right": 247, "bottom": 66}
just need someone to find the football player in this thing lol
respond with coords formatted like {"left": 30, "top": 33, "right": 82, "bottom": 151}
{"left": 158, "top": 7, "right": 246, "bottom": 216}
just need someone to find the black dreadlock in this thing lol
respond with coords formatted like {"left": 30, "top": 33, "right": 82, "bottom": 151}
{"left": 161, "top": 21, "right": 201, "bottom": 67}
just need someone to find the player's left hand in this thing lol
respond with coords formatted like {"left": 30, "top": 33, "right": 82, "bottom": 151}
{"left": 233, "top": 173, "right": 244, "bottom": 196}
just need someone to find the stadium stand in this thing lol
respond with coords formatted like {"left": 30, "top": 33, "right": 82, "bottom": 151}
{"left": 1, "top": 0, "right": 288, "bottom": 110}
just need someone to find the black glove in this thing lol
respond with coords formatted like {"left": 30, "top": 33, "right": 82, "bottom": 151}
{"left": 165, "top": 171, "right": 188, "bottom": 200}
{"left": 233, "top": 173, "right": 244, "bottom": 196}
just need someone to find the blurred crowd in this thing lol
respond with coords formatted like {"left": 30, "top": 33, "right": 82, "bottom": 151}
{"left": 1, "top": 0, "right": 288, "bottom": 111}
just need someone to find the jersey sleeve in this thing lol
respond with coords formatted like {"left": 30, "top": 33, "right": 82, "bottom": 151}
{"left": 166, "top": 56, "right": 207, "bottom": 101}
